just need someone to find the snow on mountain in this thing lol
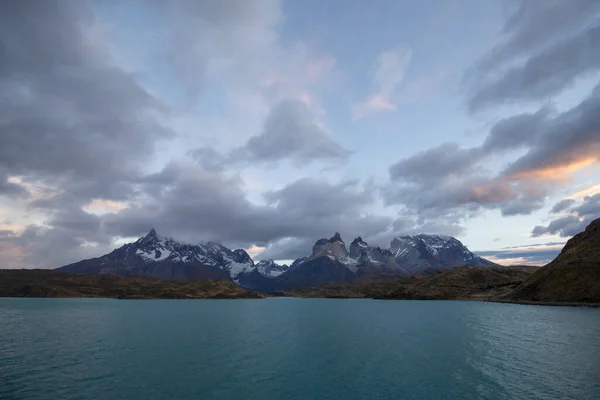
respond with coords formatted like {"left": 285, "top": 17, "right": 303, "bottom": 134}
{"left": 58, "top": 229, "right": 497, "bottom": 291}
{"left": 390, "top": 234, "right": 497, "bottom": 274}
{"left": 59, "top": 229, "right": 258, "bottom": 281}
{"left": 255, "top": 260, "right": 289, "bottom": 278}
{"left": 294, "top": 233, "right": 408, "bottom": 276}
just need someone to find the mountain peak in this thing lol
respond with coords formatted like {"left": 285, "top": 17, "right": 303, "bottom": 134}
{"left": 138, "top": 228, "right": 161, "bottom": 245}
{"left": 330, "top": 232, "right": 343, "bottom": 243}
{"left": 351, "top": 237, "right": 367, "bottom": 245}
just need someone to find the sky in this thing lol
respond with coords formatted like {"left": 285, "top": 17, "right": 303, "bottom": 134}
{"left": 1, "top": 0, "right": 600, "bottom": 269}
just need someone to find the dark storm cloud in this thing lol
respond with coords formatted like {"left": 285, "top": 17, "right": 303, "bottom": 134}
{"left": 0, "top": 0, "right": 354, "bottom": 267}
{"left": 190, "top": 100, "right": 351, "bottom": 169}
{"left": 101, "top": 161, "right": 392, "bottom": 260}
{"left": 0, "top": 0, "right": 172, "bottom": 268}
{"left": 0, "top": 224, "right": 114, "bottom": 269}
{"left": 468, "top": 1, "right": 600, "bottom": 111}
{"left": 0, "top": 0, "right": 171, "bottom": 208}
{"left": 49, "top": 209, "right": 102, "bottom": 233}
{"left": 256, "top": 237, "right": 316, "bottom": 261}
{"left": 549, "top": 199, "right": 576, "bottom": 214}
{"left": 0, "top": 170, "right": 28, "bottom": 198}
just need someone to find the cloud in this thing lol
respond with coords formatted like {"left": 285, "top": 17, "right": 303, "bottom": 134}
{"left": 0, "top": 170, "right": 29, "bottom": 198}
{"left": 389, "top": 142, "right": 481, "bottom": 183}
{"left": 549, "top": 199, "right": 576, "bottom": 214}
{"left": 468, "top": 2, "right": 600, "bottom": 111}
{"left": 476, "top": 1, "right": 600, "bottom": 72}
{"left": 190, "top": 100, "right": 351, "bottom": 169}
{"left": 0, "top": 0, "right": 359, "bottom": 268}
{"left": 532, "top": 193, "right": 600, "bottom": 237}
{"left": 147, "top": 0, "right": 283, "bottom": 98}
{"left": 480, "top": 106, "right": 551, "bottom": 152}
{"left": 502, "top": 85, "right": 600, "bottom": 181}
{"left": 95, "top": 161, "right": 395, "bottom": 262}
{"left": 387, "top": 50, "right": 600, "bottom": 226}
{"left": 0, "top": 0, "right": 171, "bottom": 210}
{"left": 0, "top": 224, "right": 114, "bottom": 269}
{"left": 352, "top": 46, "right": 412, "bottom": 119}
{"left": 476, "top": 242, "right": 565, "bottom": 266}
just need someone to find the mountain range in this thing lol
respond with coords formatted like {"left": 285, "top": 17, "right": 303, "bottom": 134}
{"left": 57, "top": 229, "right": 497, "bottom": 291}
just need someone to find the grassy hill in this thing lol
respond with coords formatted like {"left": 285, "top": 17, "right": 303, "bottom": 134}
{"left": 0, "top": 269, "right": 263, "bottom": 299}
{"left": 287, "top": 266, "right": 535, "bottom": 300}
{"left": 501, "top": 218, "right": 600, "bottom": 303}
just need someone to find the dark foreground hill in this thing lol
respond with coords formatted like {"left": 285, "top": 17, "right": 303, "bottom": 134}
{"left": 0, "top": 269, "right": 263, "bottom": 299}
{"left": 287, "top": 266, "right": 536, "bottom": 300}
{"left": 500, "top": 218, "right": 600, "bottom": 303}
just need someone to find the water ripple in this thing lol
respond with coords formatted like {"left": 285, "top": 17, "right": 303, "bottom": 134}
{"left": 1, "top": 299, "right": 599, "bottom": 400}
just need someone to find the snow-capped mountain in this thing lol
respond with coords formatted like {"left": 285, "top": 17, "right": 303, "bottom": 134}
{"left": 390, "top": 234, "right": 497, "bottom": 274}
{"left": 57, "top": 229, "right": 496, "bottom": 292}
{"left": 255, "top": 260, "right": 289, "bottom": 278}
{"left": 272, "top": 233, "right": 410, "bottom": 290}
{"left": 57, "top": 229, "right": 286, "bottom": 283}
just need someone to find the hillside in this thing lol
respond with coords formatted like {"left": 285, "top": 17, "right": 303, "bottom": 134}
{"left": 501, "top": 218, "right": 600, "bottom": 303}
{"left": 0, "top": 269, "right": 264, "bottom": 299}
{"left": 288, "top": 266, "right": 534, "bottom": 300}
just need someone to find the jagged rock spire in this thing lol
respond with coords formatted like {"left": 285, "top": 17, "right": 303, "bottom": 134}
{"left": 329, "top": 232, "right": 343, "bottom": 243}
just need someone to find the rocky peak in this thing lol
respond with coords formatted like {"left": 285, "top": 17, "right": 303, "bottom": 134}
{"left": 310, "top": 233, "right": 349, "bottom": 261}
{"left": 585, "top": 218, "right": 600, "bottom": 233}
{"left": 330, "top": 232, "right": 343, "bottom": 243}
{"left": 232, "top": 249, "right": 252, "bottom": 264}
{"left": 138, "top": 228, "right": 160, "bottom": 245}
{"left": 351, "top": 237, "right": 367, "bottom": 245}
{"left": 349, "top": 237, "right": 369, "bottom": 258}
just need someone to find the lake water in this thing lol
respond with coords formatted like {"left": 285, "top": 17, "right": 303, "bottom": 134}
{"left": 1, "top": 298, "right": 599, "bottom": 400}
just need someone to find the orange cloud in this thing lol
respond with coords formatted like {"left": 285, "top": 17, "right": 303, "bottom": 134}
{"left": 567, "top": 184, "right": 600, "bottom": 200}
{"left": 84, "top": 199, "right": 128, "bottom": 215}
{"left": 7, "top": 176, "right": 57, "bottom": 200}
{"left": 509, "top": 157, "right": 597, "bottom": 182}
{"left": 245, "top": 245, "right": 265, "bottom": 258}
{"left": 351, "top": 93, "right": 396, "bottom": 120}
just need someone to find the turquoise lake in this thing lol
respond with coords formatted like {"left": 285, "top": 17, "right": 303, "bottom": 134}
{"left": 1, "top": 298, "right": 599, "bottom": 400}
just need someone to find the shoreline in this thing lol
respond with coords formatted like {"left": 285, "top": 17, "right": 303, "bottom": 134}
{"left": 4, "top": 296, "right": 599, "bottom": 307}
{"left": 487, "top": 299, "right": 600, "bottom": 308}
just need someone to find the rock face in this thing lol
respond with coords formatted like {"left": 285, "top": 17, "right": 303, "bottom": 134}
{"left": 309, "top": 232, "right": 351, "bottom": 261}
{"left": 502, "top": 218, "right": 600, "bottom": 303}
{"left": 271, "top": 234, "right": 410, "bottom": 290}
{"left": 390, "top": 234, "right": 497, "bottom": 274}
{"left": 57, "top": 229, "right": 288, "bottom": 285}
{"left": 255, "top": 260, "right": 289, "bottom": 278}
